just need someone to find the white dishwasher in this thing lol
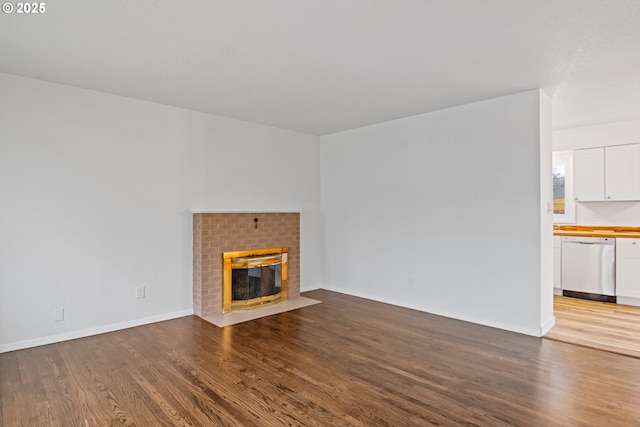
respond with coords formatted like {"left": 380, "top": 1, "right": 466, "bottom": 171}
{"left": 561, "top": 236, "right": 616, "bottom": 302}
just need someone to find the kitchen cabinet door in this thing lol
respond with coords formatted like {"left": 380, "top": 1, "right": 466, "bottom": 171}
{"left": 605, "top": 144, "right": 640, "bottom": 201}
{"left": 573, "top": 147, "right": 605, "bottom": 202}
{"left": 616, "top": 238, "right": 640, "bottom": 298}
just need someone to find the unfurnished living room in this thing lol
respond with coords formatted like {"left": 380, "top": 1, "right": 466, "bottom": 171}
{"left": 2, "top": 1, "right": 640, "bottom": 426}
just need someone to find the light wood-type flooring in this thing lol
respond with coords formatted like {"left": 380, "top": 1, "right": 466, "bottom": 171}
{"left": 545, "top": 295, "right": 640, "bottom": 359}
{"left": 2, "top": 289, "right": 640, "bottom": 426}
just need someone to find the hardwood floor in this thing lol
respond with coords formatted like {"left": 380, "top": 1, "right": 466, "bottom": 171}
{"left": 2, "top": 289, "right": 640, "bottom": 426}
{"left": 545, "top": 295, "right": 640, "bottom": 358}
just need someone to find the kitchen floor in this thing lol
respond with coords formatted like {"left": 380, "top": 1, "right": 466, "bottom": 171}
{"left": 545, "top": 295, "right": 640, "bottom": 358}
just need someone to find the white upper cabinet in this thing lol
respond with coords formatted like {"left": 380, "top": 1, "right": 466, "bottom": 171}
{"left": 605, "top": 144, "right": 640, "bottom": 201}
{"left": 573, "top": 147, "right": 605, "bottom": 201}
{"left": 573, "top": 144, "right": 640, "bottom": 202}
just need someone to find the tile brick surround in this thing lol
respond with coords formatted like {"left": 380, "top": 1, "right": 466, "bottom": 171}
{"left": 193, "top": 212, "right": 300, "bottom": 317}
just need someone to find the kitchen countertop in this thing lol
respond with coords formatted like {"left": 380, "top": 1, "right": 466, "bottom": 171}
{"left": 554, "top": 225, "right": 640, "bottom": 239}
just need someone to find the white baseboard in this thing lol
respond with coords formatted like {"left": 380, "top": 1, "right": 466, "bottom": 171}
{"left": 0, "top": 309, "right": 194, "bottom": 354}
{"left": 321, "top": 285, "right": 549, "bottom": 337}
{"left": 540, "top": 315, "right": 556, "bottom": 336}
{"left": 616, "top": 296, "right": 640, "bottom": 307}
{"left": 300, "top": 283, "right": 323, "bottom": 292}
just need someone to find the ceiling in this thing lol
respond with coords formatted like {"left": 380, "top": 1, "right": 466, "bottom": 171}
{"left": 2, "top": 0, "right": 640, "bottom": 135}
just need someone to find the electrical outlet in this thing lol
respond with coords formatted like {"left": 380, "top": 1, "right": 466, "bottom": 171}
{"left": 136, "top": 285, "right": 146, "bottom": 299}
{"left": 54, "top": 307, "right": 64, "bottom": 322}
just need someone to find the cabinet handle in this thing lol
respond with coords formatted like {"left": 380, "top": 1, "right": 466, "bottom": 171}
{"left": 607, "top": 196, "right": 612, "bottom": 199}
{"left": 633, "top": 242, "right": 637, "bottom": 245}
{"left": 574, "top": 197, "right": 578, "bottom": 201}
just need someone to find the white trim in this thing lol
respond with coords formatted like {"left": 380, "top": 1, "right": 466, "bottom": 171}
{"left": 190, "top": 209, "right": 303, "bottom": 213}
{"left": 300, "top": 283, "right": 323, "bottom": 292}
{"left": 540, "top": 315, "right": 556, "bottom": 336}
{"left": 0, "top": 309, "right": 193, "bottom": 353}
{"left": 322, "top": 285, "right": 548, "bottom": 337}
{"left": 616, "top": 296, "right": 640, "bottom": 307}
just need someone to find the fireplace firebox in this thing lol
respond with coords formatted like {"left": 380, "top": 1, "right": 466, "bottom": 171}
{"left": 222, "top": 248, "right": 288, "bottom": 313}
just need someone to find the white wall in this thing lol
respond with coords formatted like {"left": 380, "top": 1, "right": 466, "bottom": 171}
{"left": 0, "top": 73, "right": 323, "bottom": 352}
{"left": 553, "top": 118, "right": 640, "bottom": 226}
{"left": 321, "top": 90, "right": 554, "bottom": 336}
{"left": 538, "top": 91, "right": 554, "bottom": 332}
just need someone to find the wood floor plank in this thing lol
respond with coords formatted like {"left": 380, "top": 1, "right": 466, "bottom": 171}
{"left": 2, "top": 290, "right": 640, "bottom": 426}
{"left": 0, "top": 351, "right": 18, "bottom": 426}
{"left": 74, "top": 333, "right": 172, "bottom": 426}
{"left": 115, "top": 328, "right": 270, "bottom": 426}
{"left": 545, "top": 295, "right": 640, "bottom": 358}
{"left": 12, "top": 347, "right": 58, "bottom": 427}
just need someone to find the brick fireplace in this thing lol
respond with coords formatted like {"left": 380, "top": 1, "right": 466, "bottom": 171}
{"left": 192, "top": 212, "right": 300, "bottom": 317}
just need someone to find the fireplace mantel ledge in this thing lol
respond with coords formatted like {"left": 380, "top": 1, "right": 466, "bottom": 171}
{"left": 191, "top": 209, "right": 302, "bottom": 213}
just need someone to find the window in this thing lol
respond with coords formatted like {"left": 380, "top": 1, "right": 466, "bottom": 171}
{"left": 553, "top": 151, "right": 575, "bottom": 223}
{"left": 553, "top": 163, "right": 566, "bottom": 214}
